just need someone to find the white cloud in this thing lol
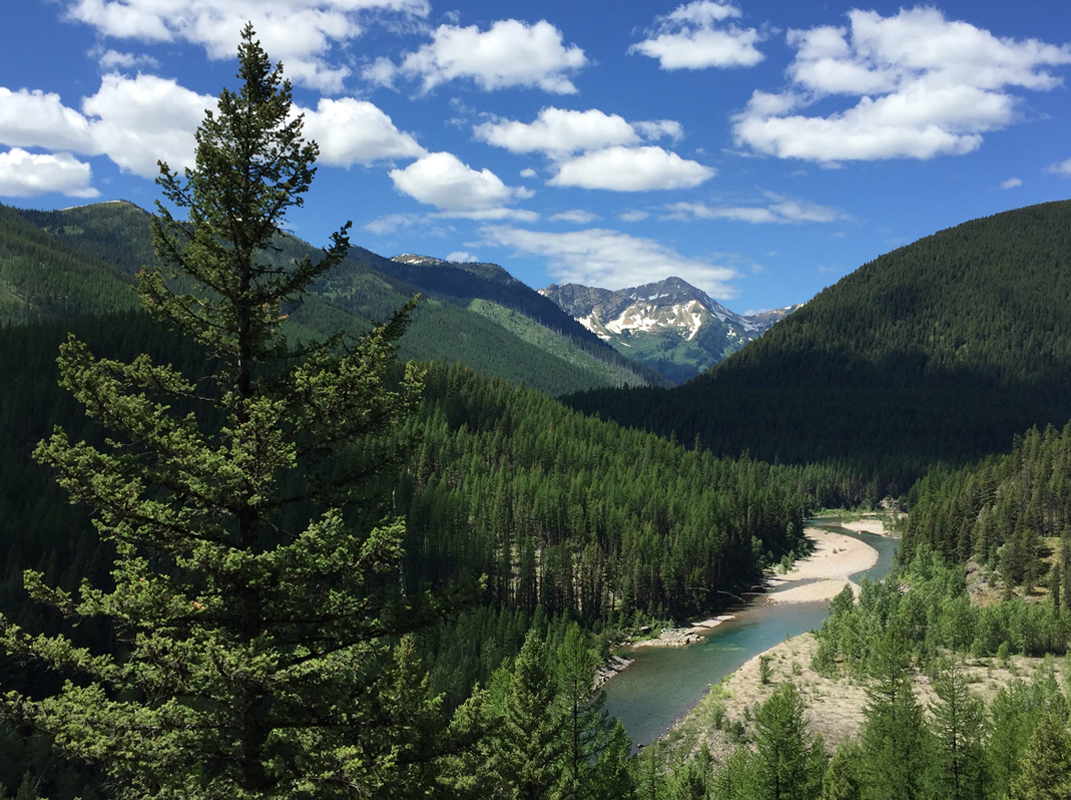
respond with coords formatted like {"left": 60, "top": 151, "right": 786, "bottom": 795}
{"left": 436, "top": 207, "right": 539, "bottom": 222}
{"left": 475, "top": 108, "right": 639, "bottom": 156}
{"left": 475, "top": 107, "right": 687, "bottom": 159}
{"left": 363, "top": 212, "right": 422, "bottom": 235}
{"left": 397, "top": 19, "right": 587, "bottom": 93}
{"left": 630, "top": 1, "right": 765, "bottom": 70}
{"left": 663, "top": 0, "right": 741, "bottom": 26}
{"left": 1047, "top": 157, "right": 1071, "bottom": 176}
{"left": 82, "top": 73, "right": 216, "bottom": 176}
{"left": 65, "top": 0, "right": 431, "bottom": 93}
{"left": 520, "top": 168, "right": 538, "bottom": 178}
{"left": 389, "top": 151, "right": 532, "bottom": 215}
{"left": 362, "top": 57, "right": 401, "bottom": 89}
{"left": 1001, "top": 177, "right": 1023, "bottom": 189}
{"left": 0, "top": 76, "right": 213, "bottom": 179}
{"left": 733, "top": 7, "right": 1071, "bottom": 163}
{"left": 0, "top": 87, "right": 97, "bottom": 153}
{"left": 664, "top": 193, "right": 845, "bottom": 223}
{"left": 95, "top": 49, "right": 160, "bottom": 71}
{"left": 482, "top": 225, "right": 739, "bottom": 297}
{"left": 446, "top": 251, "right": 478, "bottom": 262}
{"left": 549, "top": 209, "right": 598, "bottom": 223}
{"left": 0, "top": 148, "right": 99, "bottom": 198}
{"left": 0, "top": 74, "right": 421, "bottom": 192}
{"left": 475, "top": 108, "right": 706, "bottom": 193}
{"left": 298, "top": 98, "right": 425, "bottom": 166}
{"left": 635, "top": 119, "right": 685, "bottom": 142}
{"left": 548, "top": 146, "right": 714, "bottom": 191}
{"left": 619, "top": 209, "right": 649, "bottom": 222}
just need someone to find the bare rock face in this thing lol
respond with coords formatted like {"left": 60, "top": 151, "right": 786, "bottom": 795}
{"left": 541, "top": 277, "right": 801, "bottom": 384}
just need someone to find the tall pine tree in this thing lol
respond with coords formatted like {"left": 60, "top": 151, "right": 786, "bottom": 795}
{"left": 928, "top": 664, "right": 987, "bottom": 800}
{"left": 860, "top": 634, "right": 932, "bottom": 800}
{"left": 0, "top": 26, "right": 443, "bottom": 800}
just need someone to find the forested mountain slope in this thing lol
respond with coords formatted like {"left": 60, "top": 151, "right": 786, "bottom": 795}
{"left": 386, "top": 253, "right": 603, "bottom": 344}
{"left": 566, "top": 200, "right": 1071, "bottom": 493}
{"left": 0, "top": 204, "right": 138, "bottom": 323}
{"left": 378, "top": 253, "right": 670, "bottom": 387}
{"left": 0, "top": 310, "right": 819, "bottom": 716}
{"left": 904, "top": 421, "right": 1071, "bottom": 592}
{"left": 7, "top": 201, "right": 657, "bottom": 395}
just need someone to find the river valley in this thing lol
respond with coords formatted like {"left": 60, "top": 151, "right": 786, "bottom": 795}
{"left": 602, "top": 518, "right": 900, "bottom": 747}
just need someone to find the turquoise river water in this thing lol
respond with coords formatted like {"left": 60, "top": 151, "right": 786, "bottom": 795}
{"left": 602, "top": 519, "right": 900, "bottom": 747}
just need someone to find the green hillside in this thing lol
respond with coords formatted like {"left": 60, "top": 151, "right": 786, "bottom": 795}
{"left": 6, "top": 200, "right": 656, "bottom": 396}
{"left": 465, "top": 299, "right": 654, "bottom": 388}
{"left": 18, "top": 200, "right": 158, "bottom": 277}
{"left": 0, "top": 204, "right": 138, "bottom": 323}
{"left": 566, "top": 200, "right": 1071, "bottom": 493}
{"left": 376, "top": 254, "right": 670, "bottom": 388}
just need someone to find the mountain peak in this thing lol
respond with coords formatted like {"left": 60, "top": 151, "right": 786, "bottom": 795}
{"left": 541, "top": 277, "right": 798, "bottom": 384}
{"left": 392, "top": 253, "right": 447, "bottom": 267}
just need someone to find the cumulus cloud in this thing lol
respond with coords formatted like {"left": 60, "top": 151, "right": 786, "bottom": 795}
{"left": 475, "top": 108, "right": 709, "bottom": 192}
{"left": 1001, "top": 177, "right": 1023, "bottom": 189}
{"left": 630, "top": 1, "right": 765, "bottom": 70}
{"left": 0, "top": 87, "right": 97, "bottom": 153}
{"left": 298, "top": 98, "right": 425, "bottom": 166}
{"left": 481, "top": 225, "right": 739, "bottom": 297}
{"left": 0, "top": 148, "right": 99, "bottom": 198}
{"left": 389, "top": 151, "right": 534, "bottom": 216}
{"left": 446, "top": 251, "right": 478, "bottom": 262}
{"left": 619, "top": 210, "right": 649, "bottom": 222}
{"left": 0, "top": 76, "right": 213, "bottom": 179}
{"left": 1047, "top": 157, "right": 1071, "bottom": 176}
{"left": 64, "top": 0, "right": 431, "bottom": 93}
{"left": 664, "top": 193, "right": 845, "bottom": 223}
{"left": 83, "top": 73, "right": 216, "bottom": 176}
{"left": 396, "top": 19, "right": 587, "bottom": 93}
{"left": 549, "top": 146, "right": 714, "bottom": 191}
{"left": 362, "top": 57, "right": 400, "bottom": 89}
{"left": 475, "top": 108, "right": 639, "bottom": 156}
{"left": 0, "top": 72, "right": 424, "bottom": 197}
{"left": 733, "top": 7, "right": 1071, "bottom": 163}
{"left": 474, "top": 107, "right": 686, "bottom": 158}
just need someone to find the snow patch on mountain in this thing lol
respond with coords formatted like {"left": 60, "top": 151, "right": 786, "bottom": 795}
{"left": 540, "top": 277, "right": 801, "bottom": 384}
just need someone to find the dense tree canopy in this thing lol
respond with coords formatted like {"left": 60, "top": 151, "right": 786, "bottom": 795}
{"left": 0, "top": 27, "right": 443, "bottom": 799}
{"left": 566, "top": 201, "right": 1071, "bottom": 494}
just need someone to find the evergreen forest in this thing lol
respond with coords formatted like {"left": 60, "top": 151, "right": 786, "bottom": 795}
{"left": 566, "top": 200, "right": 1071, "bottom": 494}
{"left": 3, "top": 25, "right": 1071, "bottom": 800}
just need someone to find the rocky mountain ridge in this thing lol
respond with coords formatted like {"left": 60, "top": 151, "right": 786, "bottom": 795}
{"left": 541, "top": 277, "right": 800, "bottom": 384}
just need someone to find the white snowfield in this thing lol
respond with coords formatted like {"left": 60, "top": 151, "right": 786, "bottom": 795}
{"left": 579, "top": 299, "right": 721, "bottom": 341}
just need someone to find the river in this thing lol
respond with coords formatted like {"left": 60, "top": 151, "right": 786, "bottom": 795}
{"left": 602, "top": 518, "right": 900, "bottom": 747}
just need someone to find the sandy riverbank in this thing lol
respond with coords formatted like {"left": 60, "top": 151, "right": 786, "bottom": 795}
{"left": 630, "top": 518, "right": 896, "bottom": 644}
{"left": 630, "top": 615, "right": 737, "bottom": 649}
{"left": 838, "top": 518, "right": 895, "bottom": 536}
{"left": 764, "top": 526, "right": 880, "bottom": 605}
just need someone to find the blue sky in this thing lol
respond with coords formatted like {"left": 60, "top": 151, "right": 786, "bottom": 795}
{"left": 1, "top": 0, "right": 1069, "bottom": 313}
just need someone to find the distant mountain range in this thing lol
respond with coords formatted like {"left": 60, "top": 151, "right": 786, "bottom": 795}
{"left": 541, "top": 277, "right": 800, "bottom": 384}
{"left": 0, "top": 200, "right": 668, "bottom": 396}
